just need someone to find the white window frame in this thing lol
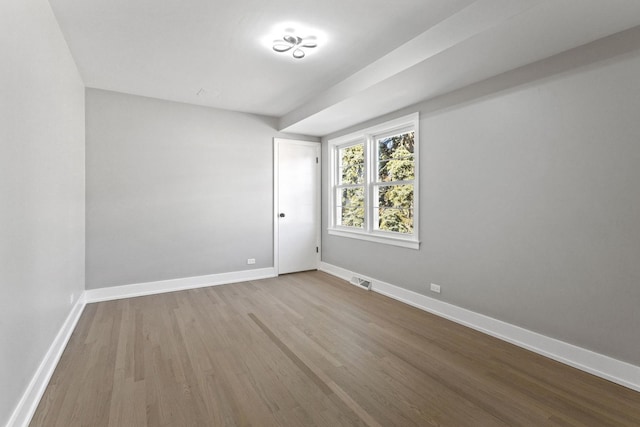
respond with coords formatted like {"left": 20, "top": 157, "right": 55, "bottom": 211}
{"left": 328, "top": 113, "right": 420, "bottom": 250}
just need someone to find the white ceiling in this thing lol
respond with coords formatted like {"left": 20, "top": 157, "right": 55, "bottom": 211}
{"left": 49, "top": 0, "right": 640, "bottom": 136}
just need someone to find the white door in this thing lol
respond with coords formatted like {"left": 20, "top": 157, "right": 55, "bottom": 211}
{"left": 275, "top": 139, "right": 320, "bottom": 274}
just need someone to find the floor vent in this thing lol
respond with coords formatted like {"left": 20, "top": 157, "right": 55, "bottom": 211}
{"left": 350, "top": 276, "right": 372, "bottom": 290}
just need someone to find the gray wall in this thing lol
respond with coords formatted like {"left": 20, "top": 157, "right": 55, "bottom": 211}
{"left": 322, "top": 46, "right": 640, "bottom": 366}
{"left": 0, "top": 0, "right": 85, "bottom": 424}
{"left": 86, "top": 89, "right": 317, "bottom": 289}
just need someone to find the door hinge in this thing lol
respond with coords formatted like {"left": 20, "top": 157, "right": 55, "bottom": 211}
{"left": 316, "top": 246, "right": 319, "bottom": 253}
{"left": 316, "top": 157, "right": 319, "bottom": 164}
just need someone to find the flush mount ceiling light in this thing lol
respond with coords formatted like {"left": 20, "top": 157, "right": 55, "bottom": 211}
{"left": 273, "top": 34, "right": 317, "bottom": 59}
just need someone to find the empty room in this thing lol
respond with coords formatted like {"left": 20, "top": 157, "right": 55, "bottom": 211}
{"left": 3, "top": 0, "right": 640, "bottom": 426}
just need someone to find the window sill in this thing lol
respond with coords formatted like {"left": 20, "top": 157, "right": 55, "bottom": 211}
{"left": 327, "top": 228, "right": 420, "bottom": 250}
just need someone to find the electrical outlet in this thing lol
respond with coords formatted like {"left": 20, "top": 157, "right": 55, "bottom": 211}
{"left": 430, "top": 283, "right": 441, "bottom": 294}
{"left": 247, "top": 258, "right": 256, "bottom": 265}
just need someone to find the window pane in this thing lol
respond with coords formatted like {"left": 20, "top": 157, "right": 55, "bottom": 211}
{"left": 337, "top": 187, "right": 364, "bottom": 228}
{"left": 339, "top": 164, "right": 364, "bottom": 185}
{"left": 375, "top": 184, "right": 413, "bottom": 233}
{"left": 376, "top": 184, "right": 413, "bottom": 209}
{"left": 377, "top": 131, "right": 414, "bottom": 182}
{"left": 377, "top": 208, "right": 414, "bottom": 234}
{"left": 339, "top": 144, "right": 364, "bottom": 184}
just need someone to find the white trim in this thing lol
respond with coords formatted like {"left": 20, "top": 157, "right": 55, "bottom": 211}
{"left": 84, "top": 268, "right": 276, "bottom": 303}
{"left": 330, "top": 113, "right": 420, "bottom": 146}
{"left": 273, "top": 138, "right": 321, "bottom": 275}
{"left": 327, "top": 113, "right": 420, "bottom": 249}
{"left": 7, "top": 294, "right": 87, "bottom": 427}
{"left": 318, "top": 261, "right": 640, "bottom": 392}
{"left": 9, "top": 268, "right": 276, "bottom": 426}
{"left": 328, "top": 228, "right": 420, "bottom": 249}
{"left": 274, "top": 138, "right": 280, "bottom": 275}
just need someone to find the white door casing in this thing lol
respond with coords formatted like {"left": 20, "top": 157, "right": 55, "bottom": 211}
{"left": 274, "top": 139, "right": 320, "bottom": 274}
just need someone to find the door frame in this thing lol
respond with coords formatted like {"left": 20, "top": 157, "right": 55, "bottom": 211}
{"left": 273, "top": 138, "right": 321, "bottom": 275}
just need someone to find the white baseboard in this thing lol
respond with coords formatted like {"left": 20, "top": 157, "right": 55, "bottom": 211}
{"left": 10, "top": 263, "right": 638, "bottom": 427}
{"left": 8, "top": 267, "right": 276, "bottom": 427}
{"left": 318, "top": 261, "right": 640, "bottom": 392}
{"left": 84, "top": 267, "right": 277, "bottom": 303}
{"left": 7, "top": 295, "right": 87, "bottom": 427}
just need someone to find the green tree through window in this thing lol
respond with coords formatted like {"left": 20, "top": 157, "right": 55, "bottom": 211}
{"left": 376, "top": 131, "right": 414, "bottom": 233}
{"left": 337, "top": 143, "right": 364, "bottom": 227}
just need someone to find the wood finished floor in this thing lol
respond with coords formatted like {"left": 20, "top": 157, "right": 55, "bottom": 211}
{"left": 31, "top": 271, "right": 640, "bottom": 426}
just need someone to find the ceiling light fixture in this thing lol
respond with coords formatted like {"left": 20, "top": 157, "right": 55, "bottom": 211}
{"left": 273, "top": 34, "right": 317, "bottom": 59}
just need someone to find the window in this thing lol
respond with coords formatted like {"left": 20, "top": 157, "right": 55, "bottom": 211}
{"left": 328, "top": 113, "right": 419, "bottom": 249}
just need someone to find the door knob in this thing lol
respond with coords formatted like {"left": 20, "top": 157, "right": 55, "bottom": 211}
{"left": 279, "top": 213, "right": 285, "bottom": 218}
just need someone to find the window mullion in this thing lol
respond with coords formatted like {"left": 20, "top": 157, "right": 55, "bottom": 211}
{"left": 336, "top": 184, "right": 364, "bottom": 190}
{"left": 373, "top": 179, "right": 414, "bottom": 187}
{"left": 331, "top": 146, "right": 340, "bottom": 231}
{"left": 362, "top": 137, "right": 367, "bottom": 231}
{"left": 370, "top": 134, "right": 376, "bottom": 231}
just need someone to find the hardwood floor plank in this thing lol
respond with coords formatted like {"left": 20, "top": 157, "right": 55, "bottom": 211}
{"left": 31, "top": 271, "right": 640, "bottom": 426}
